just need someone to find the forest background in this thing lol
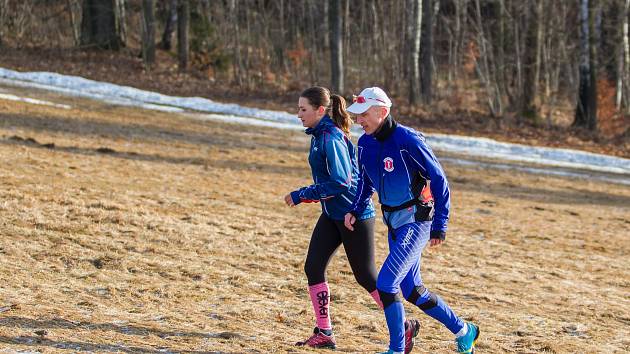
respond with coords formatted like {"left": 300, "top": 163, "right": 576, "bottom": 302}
{"left": 0, "top": 0, "right": 628, "bottom": 156}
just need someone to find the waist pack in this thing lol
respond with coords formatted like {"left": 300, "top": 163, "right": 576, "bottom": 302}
{"left": 381, "top": 179, "right": 435, "bottom": 237}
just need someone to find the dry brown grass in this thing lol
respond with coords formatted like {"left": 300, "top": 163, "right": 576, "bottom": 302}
{"left": 0, "top": 87, "right": 629, "bottom": 353}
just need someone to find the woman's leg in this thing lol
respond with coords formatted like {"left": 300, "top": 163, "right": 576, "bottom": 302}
{"left": 334, "top": 217, "right": 383, "bottom": 308}
{"left": 304, "top": 214, "right": 342, "bottom": 330}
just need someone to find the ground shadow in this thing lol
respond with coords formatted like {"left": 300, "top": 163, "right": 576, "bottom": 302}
{"left": 450, "top": 174, "right": 630, "bottom": 208}
{"left": 0, "top": 335, "right": 222, "bottom": 353}
{"left": 0, "top": 135, "right": 307, "bottom": 176}
{"left": 0, "top": 316, "right": 210, "bottom": 339}
{"left": 0, "top": 316, "right": 243, "bottom": 353}
{"left": 0, "top": 111, "right": 305, "bottom": 153}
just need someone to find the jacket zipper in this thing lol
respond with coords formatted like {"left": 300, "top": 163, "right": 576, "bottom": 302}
{"left": 378, "top": 141, "right": 387, "bottom": 202}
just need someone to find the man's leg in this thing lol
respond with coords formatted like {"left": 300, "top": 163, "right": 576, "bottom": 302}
{"left": 400, "top": 222, "right": 466, "bottom": 335}
{"left": 377, "top": 223, "right": 425, "bottom": 353}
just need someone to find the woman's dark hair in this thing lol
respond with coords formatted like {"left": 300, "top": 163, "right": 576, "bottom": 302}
{"left": 300, "top": 86, "right": 352, "bottom": 137}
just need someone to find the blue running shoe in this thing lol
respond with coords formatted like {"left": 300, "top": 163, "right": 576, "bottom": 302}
{"left": 377, "top": 350, "right": 402, "bottom": 354}
{"left": 455, "top": 323, "right": 479, "bottom": 353}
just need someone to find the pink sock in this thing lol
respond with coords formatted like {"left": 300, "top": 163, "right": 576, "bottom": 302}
{"left": 309, "top": 282, "right": 331, "bottom": 330}
{"left": 370, "top": 289, "right": 384, "bottom": 309}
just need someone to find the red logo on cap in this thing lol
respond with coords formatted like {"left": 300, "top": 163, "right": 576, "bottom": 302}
{"left": 353, "top": 95, "right": 366, "bottom": 103}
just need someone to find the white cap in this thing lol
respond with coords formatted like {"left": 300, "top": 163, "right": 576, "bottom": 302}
{"left": 347, "top": 87, "right": 392, "bottom": 114}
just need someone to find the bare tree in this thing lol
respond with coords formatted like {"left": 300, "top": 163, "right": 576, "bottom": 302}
{"left": 67, "top": 0, "right": 81, "bottom": 46}
{"left": 574, "top": 0, "right": 598, "bottom": 130}
{"left": 521, "top": 0, "right": 543, "bottom": 123}
{"left": 473, "top": 0, "right": 502, "bottom": 116}
{"left": 177, "top": 0, "right": 189, "bottom": 70}
{"left": 408, "top": 0, "right": 422, "bottom": 104}
{"left": 330, "top": 0, "right": 344, "bottom": 93}
{"left": 0, "top": 0, "right": 7, "bottom": 47}
{"left": 229, "top": 0, "right": 243, "bottom": 85}
{"left": 141, "top": 0, "right": 156, "bottom": 66}
{"left": 160, "top": 0, "right": 177, "bottom": 51}
{"left": 420, "top": 0, "right": 434, "bottom": 104}
{"left": 80, "top": 0, "right": 126, "bottom": 49}
{"left": 620, "top": 0, "right": 630, "bottom": 111}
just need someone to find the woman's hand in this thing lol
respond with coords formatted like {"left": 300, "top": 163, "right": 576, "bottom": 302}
{"left": 284, "top": 193, "right": 295, "bottom": 207}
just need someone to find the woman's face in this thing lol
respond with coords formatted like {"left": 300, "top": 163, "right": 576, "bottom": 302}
{"left": 298, "top": 97, "right": 323, "bottom": 128}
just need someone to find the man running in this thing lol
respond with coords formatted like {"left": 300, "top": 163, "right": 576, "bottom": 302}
{"left": 345, "top": 87, "right": 480, "bottom": 354}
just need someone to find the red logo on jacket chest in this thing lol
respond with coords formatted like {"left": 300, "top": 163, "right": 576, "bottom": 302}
{"left": 383, "top": 157, "right": 394, "bottom": 172}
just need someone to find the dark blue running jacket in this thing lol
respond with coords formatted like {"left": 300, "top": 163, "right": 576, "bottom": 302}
{"left": 350, "top": 116, "right": 450, "bottom": 239}
{"left": 290, "top": 115, "right": 375, "bottom": 221}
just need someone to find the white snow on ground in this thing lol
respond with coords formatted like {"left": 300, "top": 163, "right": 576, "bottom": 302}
{"left": 428, "top": 133, "right": 630, "bottom": 175}
{"left": 0, "top": 92, "right": 71, "bottom": 109}
{"left": 441, "top": 156, "right": 630, "bottom": 186}
{"left": 1, "top": 67, "right": 629, "bottom": 179}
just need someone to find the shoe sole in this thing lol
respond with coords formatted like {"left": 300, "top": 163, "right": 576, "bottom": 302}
{"left": 296, "top": 343, "right": 336, "bottom": 350}
{"left": 316, "top": 343, "right": 336, "bottom": 350}
{"left": 471, "top": 325, "right": 480, "bottom": 354}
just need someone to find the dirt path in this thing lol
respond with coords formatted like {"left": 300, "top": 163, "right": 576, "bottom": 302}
{"left": 0, "top": 91, "right": 628, "bottom": 353}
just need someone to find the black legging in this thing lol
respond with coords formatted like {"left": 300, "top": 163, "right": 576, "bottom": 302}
{"left": 304, "top": 213, "right": 378, "bottom": 293}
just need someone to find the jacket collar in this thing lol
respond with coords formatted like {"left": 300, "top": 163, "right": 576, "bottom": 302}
{"left": 305, "top": 114, "right": 334, "bottom": 136}
{"left": 372, "top": 115, "right": 397, "bottom": 141}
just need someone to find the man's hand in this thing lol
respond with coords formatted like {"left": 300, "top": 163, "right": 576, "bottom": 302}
{"left": 344, "top": 213, "right": 356, "bottom": 231}
{"left": 284, "top": 193, "right": 295, "bottom": 207}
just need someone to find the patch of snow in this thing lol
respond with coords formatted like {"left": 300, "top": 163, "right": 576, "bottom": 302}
{"left": 0, "top": 67, "right": 628, "bottom": 179}
{"left": 0, "top": 92, "right": 71, "bottom": 109}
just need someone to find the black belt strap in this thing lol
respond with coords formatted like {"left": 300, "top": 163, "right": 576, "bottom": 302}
{"left": 381, "top": 198, "right": 423, "bottom": 212}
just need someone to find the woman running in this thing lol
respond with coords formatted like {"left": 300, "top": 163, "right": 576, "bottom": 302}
{"left": 284, "top": 87, "right": 418, "bottom": 352}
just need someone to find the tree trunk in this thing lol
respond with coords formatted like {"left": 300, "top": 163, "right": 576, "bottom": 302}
{"left": 177, "top": 0, "right": 189, "bottom": 70}
{"left": 522, "top": 0, "right": 542, "bottom": 123}
{"left": 409, "top": 0, "right": 422, "bottom": 104}
{"left": 496, "top": 0, "right": 507, "bottom": 108}
{"left": 621, "top": 0, "right": 630, "bottom": 111}
{"left": 160, "top": 0, "right": 177, "bottom": 51}
{"left": 587, "top": 0, "right": 599, "bottom": 131}
{"left": 0, "top": 0, "right": 6, "bottom": 47}
{"left": 80, "top": 0, "right": 127, "bottom": 49}
{"left": 67, "top": 0, "right": 81, "bottom": 46}
{"left": 420, "top": 0, "right": 433, "bottom": 104}
{"left": 330, "top": 0, "right": 344, "bottom": 93}
{"left": 473, "top": 0, "right": 501, "bottom": 116}
{"left": 574, "top": 0, "right": 598, "bottom": 130}
{"left": 114, "top": 0, "right": 126, "bottom": 46}
{"left": 141, "top": 0, "right": 156, "bottom": 66}
{"left": 229, "top": 0, "right": 243, "bottom": 86}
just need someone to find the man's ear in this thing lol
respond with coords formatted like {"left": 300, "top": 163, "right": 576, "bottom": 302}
{"left": 381, "top": 107, "right": 389, "bottom": 119}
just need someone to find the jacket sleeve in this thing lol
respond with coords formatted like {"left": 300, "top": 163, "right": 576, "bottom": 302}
{"left": 291, "top": 132, "right": 352, "bottom": 205}
{"left": 349, "top": 162, "right": 375, "bottom": 217}
{"left": 405, "top": 132, "right": 450, "bottom": 239}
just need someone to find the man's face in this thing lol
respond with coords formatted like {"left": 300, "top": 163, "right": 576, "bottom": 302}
{"left": 355, "top": 106, "right": 387, "bottom": 135}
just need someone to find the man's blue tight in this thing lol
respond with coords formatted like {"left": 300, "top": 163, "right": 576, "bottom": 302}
{"left": 377, "top": 221, "right": 465, "bottom": 352}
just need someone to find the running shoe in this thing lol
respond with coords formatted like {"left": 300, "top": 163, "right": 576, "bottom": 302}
{"left": 296, "top": 327, "right": 337, "bottom": 349}
{"left": 404, "top": 319, "right": 420, "bottom": 353}
{"left": 455, "top": 322, "right": 480, "bottom": 353}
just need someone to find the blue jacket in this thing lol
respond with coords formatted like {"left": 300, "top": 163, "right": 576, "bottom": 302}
{"left": 291, "top": 115, "right": 375, "bottom": 221}
{"left": 351, "top": 116, "right": 450, "bottom": 239}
